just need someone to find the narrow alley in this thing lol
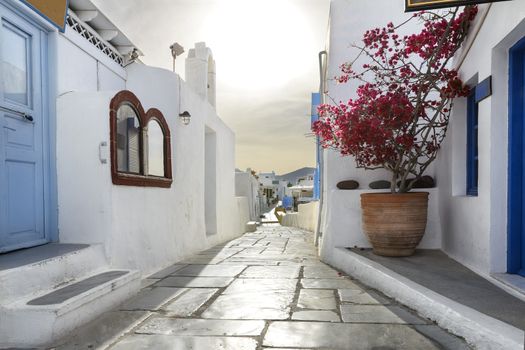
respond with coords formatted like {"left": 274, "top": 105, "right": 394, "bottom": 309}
{"left": 50, "top": 224, "right": 469, "bottom": 350}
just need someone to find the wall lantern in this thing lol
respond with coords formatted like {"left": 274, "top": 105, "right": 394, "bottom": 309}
{"left": 179, "top": 111, "right": 191, "bottom": 125}
{"left": 170, "top": 42, "right": 185, "bottom": 72}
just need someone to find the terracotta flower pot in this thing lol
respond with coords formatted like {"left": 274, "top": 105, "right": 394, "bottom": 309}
{"left": 360, "top": 192, "right": 429, "bottom": 257}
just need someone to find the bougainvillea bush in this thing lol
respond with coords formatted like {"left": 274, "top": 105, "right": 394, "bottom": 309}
{"left": 313, "top": 6, "right": 478, "bottom": 193}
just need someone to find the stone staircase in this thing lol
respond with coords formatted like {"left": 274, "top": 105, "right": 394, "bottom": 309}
{"left": 0, "top": 244, "right": 140, "bottom": 348}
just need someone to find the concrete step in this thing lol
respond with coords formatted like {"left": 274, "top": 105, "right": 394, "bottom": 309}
{"left": 0, "top": 244, "right": 107, "bottom": 303}
{"left": 0, "top": 269, "right": 141, "bottom": 348}
{"left": 329, "top": 247, "right": 525, "bottom": 350}
{"left": 246, "top": 221, "right": 257, "bottom": 232}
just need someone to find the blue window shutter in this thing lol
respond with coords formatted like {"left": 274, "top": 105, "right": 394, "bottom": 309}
{"left": 466, "top": 89, "right": 479, "bottom": 196}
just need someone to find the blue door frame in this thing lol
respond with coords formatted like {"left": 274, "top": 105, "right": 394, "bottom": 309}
{"left": 508, "top": 36, "right": 525, "bottom": 277}
{"left": 0, "top": 2, "right": 56, "bottom": 252}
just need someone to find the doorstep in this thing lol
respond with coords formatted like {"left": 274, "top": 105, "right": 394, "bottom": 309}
{"left": 328, "top": 247, "right": 525, "bottom": 350}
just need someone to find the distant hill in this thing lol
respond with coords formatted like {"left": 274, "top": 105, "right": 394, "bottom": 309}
{"left": 276, "top": 167, "right": 316, "bottom": 185}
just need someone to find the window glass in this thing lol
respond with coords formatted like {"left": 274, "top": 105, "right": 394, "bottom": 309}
{"left": 147, "top": 120, "right": 164, "bottom": 176}
{"left": 116, "top": 104, "right": 141, "bottom": 173}
{"left": 2, "top": 23, "right": 29, "bottom": 105}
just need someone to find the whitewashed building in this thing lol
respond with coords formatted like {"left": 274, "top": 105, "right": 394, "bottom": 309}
{"left": 319, "top": 0, "right": 443, "bottom": 263}
{"left": 318, "top": 0, "right": 525, "bottom": 348}
{"left": 235, "top": 168, "right": 263, "bottom": 221}
{"left": 320, "top": 0, "right": 525, "bottom": 297}
{"left": 0, "top": 0, "right": 248, "bottom": 347}
{"left": 259, "top": 171, "right": 279, "bottom": 204}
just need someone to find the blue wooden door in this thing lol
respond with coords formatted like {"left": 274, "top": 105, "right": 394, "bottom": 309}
{"left": 0, "top": 4, "right": 48, "bottom": 253}
{"left": 509, "top": 37, "right": 525, "bottom": 277}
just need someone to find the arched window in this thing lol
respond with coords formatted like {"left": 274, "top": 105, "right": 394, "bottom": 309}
{"left": 116, "top": 104, "right": 141, "bottom": 174}
{"left": 110, "top": 91, "right": 172, "bottom": 187}
{"left": 146, "top": 120, "right": 164, "bottom": 176}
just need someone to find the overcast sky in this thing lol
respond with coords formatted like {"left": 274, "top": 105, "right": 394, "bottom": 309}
{"left": 92, "top": 0, "right": 331, "bottom": 174}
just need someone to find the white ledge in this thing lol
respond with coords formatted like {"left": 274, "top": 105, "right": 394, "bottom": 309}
{"left": 327, "top": 247, "right": 524, "bottom": 350}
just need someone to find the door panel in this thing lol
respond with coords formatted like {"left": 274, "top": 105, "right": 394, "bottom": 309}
{"left": 7, "top": 161, "right": 37, "bottom": 233}
{"left": 0, "top": 4, "right": 47, "bottom": 252}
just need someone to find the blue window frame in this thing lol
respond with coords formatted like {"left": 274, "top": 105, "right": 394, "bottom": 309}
{"left": 466, "top": 89, "right": 478, "bottom": 196}
{"left": 508, "top": 36, "right": 525, "bottom": 276}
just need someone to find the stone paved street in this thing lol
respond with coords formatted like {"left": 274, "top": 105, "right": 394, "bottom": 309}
{"left": 51, "top": 225, "right": 470, "bottom": 350}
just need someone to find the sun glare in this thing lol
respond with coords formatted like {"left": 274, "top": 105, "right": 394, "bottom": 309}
{"left": 205, "top": 0, "right": 314, "bottom": 91}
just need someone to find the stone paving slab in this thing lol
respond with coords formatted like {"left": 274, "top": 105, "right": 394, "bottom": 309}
{"left": 170, "top": 264, "right": 246, "bottom": 277}
{"left": 277, "top": 260, "right": 322, "bottom": 266}
{"left": 148, "top": 264, "right": 186, "bottom": 279}
{"left": 177, "top": 257, "right": 225, "bottom": 264}
{"left": 202, "top": 291, "right": 293, "bottom": 319}
{"left": 140, "top": 278, "right": 160, "bottom": 288}
{"left": 109, "top": 335, "right": 258, "bottom": 350}
{"left": 239, "top": 265, "right": 300, "bottom": 279}
{"left": 338, "top": 288, "right": 389, "bottom": 305}
{"left": 164, "top": 288, "right": 218, "bottom": 316}
{"left": 263, "top": 321, "right": 441, "bottom": 349}
{"left": 51, "top": 311, "right": 149, "bottom": 349}
{"left": 292, "top": 310, "right": 340, "bottom": 322}
{"left": 119, "top": 287, "right": 186, "bottom": 311}
{"left": 303, "top": 265, "right": 343, "bottom": 278}
{"left": 236, "top": 247, "right": 267, "bottom": 254}
{"left": 297, "top": 289, "right": 337, "bottom": 309}
{"left": 225, "top": 278, "right": 297, "bottom": 293}
{"left": 135, "top": 317, "right": 265, "bottom": 336}
{"left": 199, "top": 247, "right": 244, "bottom": 255}
{"left": 220, "top": 259, "right": 279, "bottom": 265}
{"left": 154, "top": 276, "right": 233, "bottom": 288}
{"left": 301, "top": 278, "right": 361, "bottom": 289}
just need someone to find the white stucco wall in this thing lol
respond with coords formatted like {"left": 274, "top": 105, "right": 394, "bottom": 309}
{"left": 320, "top": 0, "right": 441, "bottom": 265}
{"left": 322, "top": 0, "right": 436, "bottom": 185}
{"left": 320, "top": 189, "right": 442, "bottom": 265}
{"left": 282, "top": 201, "right": 319, "bottom": 232}
{"left": 235, "top": 170, "right": 262, "bottom": 221}
{"left": 322, "top": 0, "right": 525, "bottom": 278}
{"left": 437, "top": 1, "right": 525, "bottom": 276}
{"left": 56, "top": 28, "right": 126, "bottom": 95}
{"left": 235, "top": 196, "right": 251, "bottom": 235}
{"left": 56, "top": 61, "right": 245, "bottom": 275}
{"left": 185, "top": 42, "right": 216, "bottom": 108}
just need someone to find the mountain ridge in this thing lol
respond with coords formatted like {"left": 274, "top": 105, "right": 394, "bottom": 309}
{"left": 276, "top": 167, "right": 316, "bottom": 184}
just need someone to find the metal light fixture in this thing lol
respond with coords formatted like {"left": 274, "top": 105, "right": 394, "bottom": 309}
{"left": 179, "top": 111, "right": 191, "bottom": 125}
{"left": 170, "top": 42, "right": 185, "bottom": 72}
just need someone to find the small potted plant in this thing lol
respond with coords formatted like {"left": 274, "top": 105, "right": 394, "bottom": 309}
{"left": 313, "top": 6, "right": 477, "bottom": 256}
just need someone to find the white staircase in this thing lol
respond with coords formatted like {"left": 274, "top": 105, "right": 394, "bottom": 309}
{"left": 0, "top": 244, "right": 141, "bottom": 348}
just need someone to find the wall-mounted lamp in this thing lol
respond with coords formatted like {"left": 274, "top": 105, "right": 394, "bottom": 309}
{"left": 170, "top": 42, "right": 185, "bottom": 72}
{"left": 179, "top": 111, "right": 191, "bottom": 125}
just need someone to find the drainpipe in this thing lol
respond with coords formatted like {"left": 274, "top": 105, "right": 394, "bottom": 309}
{"left": 315, "top": 50, "right": 327, "bottom": 248}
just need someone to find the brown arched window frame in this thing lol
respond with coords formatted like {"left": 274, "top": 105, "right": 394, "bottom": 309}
{"left": 109, "top": 90, "right": 173, "bottom": 188}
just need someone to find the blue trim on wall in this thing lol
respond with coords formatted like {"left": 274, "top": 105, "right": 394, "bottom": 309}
{"left": 466, "top": 90, "right": 478, "bottom": 196}
{"left": 46, "top": 31, "right": 59, "bottom": 242}
{"left": 19, "top": 0, "right": 69, "bottom": 32}
{"left": 311, "top": 93, "right": 321, "bottom": 200}
{"left": 508, "top": 35, "right": 525, "bottom": 276}
{"left": 474, "top": 76, "right": 491, "bottom": 103}
{"left": 311, "top": 92, "right": 321, "bottom": 124}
